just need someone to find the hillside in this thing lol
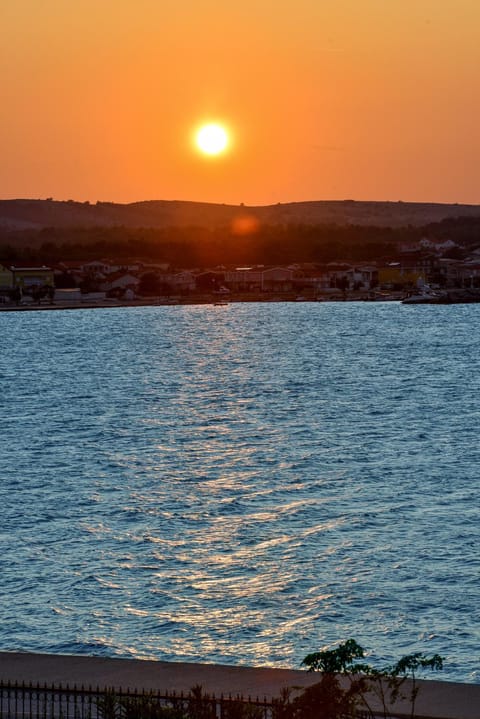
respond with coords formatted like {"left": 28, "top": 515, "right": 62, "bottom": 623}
{"left": 1, "top": 198, "right": 480, "bottom": 231}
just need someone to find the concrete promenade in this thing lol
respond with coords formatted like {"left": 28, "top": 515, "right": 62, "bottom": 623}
{"left": 0, "top": 652, "right": 478, "bottom": 719}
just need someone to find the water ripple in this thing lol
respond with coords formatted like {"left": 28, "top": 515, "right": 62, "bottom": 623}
{"left": 0, "top": 303, "right": 479, "bottom": 682}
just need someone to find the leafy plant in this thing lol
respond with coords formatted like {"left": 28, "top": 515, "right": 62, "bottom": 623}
{"left": 96, "top": 690, "right": 120, "bottom": 719}
{"left": 95, "top": 642, "right": 443, "bottom": 719}
{"left": 302, "top": 638, "right": 365, "bottom": 674}
{"left": 388, "top": 652, "right": 444, "bottom": 719}
{"left": 121, "top": 694, "right": 187, "bottom": 719}
{"left": 96, "top": 690, "right": 187, "bottom": 719}
{"left": 298, "top": 639, "right": 443, "bottom": 719}
{"left": 185, "top": 685, "right": 216, "bottom": 719}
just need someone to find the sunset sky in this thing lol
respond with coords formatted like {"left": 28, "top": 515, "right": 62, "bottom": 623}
{"left": 1, "top": 1, "right": 479, "bottom": 206}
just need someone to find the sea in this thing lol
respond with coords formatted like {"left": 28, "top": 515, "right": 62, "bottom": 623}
{"left": 0, "top": 301, "right": 478, "bottom": 683}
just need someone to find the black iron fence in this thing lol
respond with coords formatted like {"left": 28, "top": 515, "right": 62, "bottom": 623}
{"left": 0, "top": 682, "right": 276, "bottom": 719}
{"left": 0, "top": 680, "right": 434, "bottom": 719}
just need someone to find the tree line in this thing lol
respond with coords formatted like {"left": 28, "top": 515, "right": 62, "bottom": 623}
{"left": 1, "top": 216, "right": 479, "bottom": 268}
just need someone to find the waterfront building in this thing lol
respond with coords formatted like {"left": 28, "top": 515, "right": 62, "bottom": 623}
{"left": 0, "top": 264, "right": 13, "bottom": 289}
{"left": 10, "top": 266, "right": 54, "bottom": 289}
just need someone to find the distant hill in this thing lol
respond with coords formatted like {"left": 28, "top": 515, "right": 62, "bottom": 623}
{"left": 1, "top": 198, "right": 480, "bottom": 231}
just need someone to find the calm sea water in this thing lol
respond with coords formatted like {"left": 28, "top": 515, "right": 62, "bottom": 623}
{"left": 0, "top": 302, "right": 478, "bottom": 683}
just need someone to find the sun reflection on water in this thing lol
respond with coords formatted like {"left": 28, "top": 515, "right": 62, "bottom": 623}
{"left": 1, "top": 304, "right": 478, "bottom": 679}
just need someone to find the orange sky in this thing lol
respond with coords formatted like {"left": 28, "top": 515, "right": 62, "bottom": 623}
{"left": 1, "top": 1, "right": 479, "bottom": 205}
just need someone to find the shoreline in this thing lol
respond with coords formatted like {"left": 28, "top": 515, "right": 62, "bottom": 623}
{"left": 0, "top": 292, "right": 403, "bottom": 313}
{"left": 1, "top": 288, "right": 479, "bottom": 312}
{"left": 0, "top": 652, "right": 478, "bottom": 719}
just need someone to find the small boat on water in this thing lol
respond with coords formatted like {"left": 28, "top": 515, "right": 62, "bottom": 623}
{"left": 402, "top": 285, "right": 443, "bottom": 305}
{"left": 403, "top": 286, "right": 480, "bottom": 305}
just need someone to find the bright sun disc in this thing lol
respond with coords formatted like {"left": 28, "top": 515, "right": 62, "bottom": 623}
{"left": 195, "top": 123, "right": 229, "bottom": 156}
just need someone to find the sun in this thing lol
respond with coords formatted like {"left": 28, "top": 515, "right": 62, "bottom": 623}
{"left": 195, "top": 123, "right": 230, "bottom": 156}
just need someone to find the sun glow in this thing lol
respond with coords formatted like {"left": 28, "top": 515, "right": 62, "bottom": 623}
{"left": 195, "top": 123, "right": 230, "bottom": 156}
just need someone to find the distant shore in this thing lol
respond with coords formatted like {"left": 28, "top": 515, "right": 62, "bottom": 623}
{"left": 0, "top": 292, "right": 405, "bottom": 312}
{"left": 5, "top": 287, "right": 479, "bottom": 312}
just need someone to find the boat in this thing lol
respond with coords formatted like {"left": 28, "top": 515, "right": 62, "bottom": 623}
{"left": 402, "top": 285, "right": 443, "bottom": 305}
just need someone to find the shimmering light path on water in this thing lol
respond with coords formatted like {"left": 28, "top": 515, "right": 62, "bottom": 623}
{"left": 0, "top": 303, "right": 478, "bottom": 682}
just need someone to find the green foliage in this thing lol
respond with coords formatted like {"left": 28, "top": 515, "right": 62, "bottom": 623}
{"left": 387, "top": 652, "right": 444, "bottom": 719}
{"left": 302, "top": 638, "right": 365, "bottom": 673}
{"left": 298, "top": 640, "right": 444, "bottom": 719}
{"left": 184, "top": 685, "right": 216, "bottom": 719}
{"left": 215, "top": 698, "right": 264, "bottom": 719}
{"left": 96, "top": 686, "right": 265, "bottom": 719}
{"left": 2, "top": 212, "right": 480, "bottom": 269}
{"left": 121, "top": 695, "right": 187, "bottom": 719}
{"left": 0, "top": 223, "right": 399, "bottom": 268}
{"left": 391, "top": 652, "right": 444, "bottom": 676}
{"left": 96, "top": 690, "right": 187, "bottom": 719}
{"left": 96, "top": 690, "right": 121, "bottom": 719}
{"left": 272, "top": 675, "right": 365, "bottom": 719}
{"left": 92, "top": 643, "right": 444, "bottom": 719}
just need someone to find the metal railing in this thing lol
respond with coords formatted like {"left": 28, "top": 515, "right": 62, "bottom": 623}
{"left": 0, "top": 682, "right": 275, "bottom": 719}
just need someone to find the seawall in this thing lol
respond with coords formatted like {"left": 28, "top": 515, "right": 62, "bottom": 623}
{"left": 0, "top": 652, "right": 478, "bottom": 719}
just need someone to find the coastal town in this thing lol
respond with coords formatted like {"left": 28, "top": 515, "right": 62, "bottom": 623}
{"left": 3, "top": 0, "right": 480, "bottom": 711}
{"left": 2, "top": 233, "right": 480, "bottom": 307}
{"left": 2, "top": 198, "right": 480, "bottom": 307}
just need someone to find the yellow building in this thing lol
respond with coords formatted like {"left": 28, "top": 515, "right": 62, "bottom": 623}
{"left": 0, "top": 264, "right": 13, "bottom": 288}
{"left": 11, "top": 266, "right": 54, "bottom": 289}
{"left": 378, "top": 265, "right": 422, "bottom": 288}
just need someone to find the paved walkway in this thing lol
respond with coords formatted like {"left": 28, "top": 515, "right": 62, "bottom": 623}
{"left": 0, "top": 652, "right": 478, "bottom": 719}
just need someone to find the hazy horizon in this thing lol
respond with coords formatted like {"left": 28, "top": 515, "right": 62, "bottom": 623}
{"left": 2, "top": 196, "right": 480, "bottom": 208}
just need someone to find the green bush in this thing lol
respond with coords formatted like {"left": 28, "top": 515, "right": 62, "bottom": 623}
{"left": 298, "top": 639, "right": 444, "bottom": 719}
